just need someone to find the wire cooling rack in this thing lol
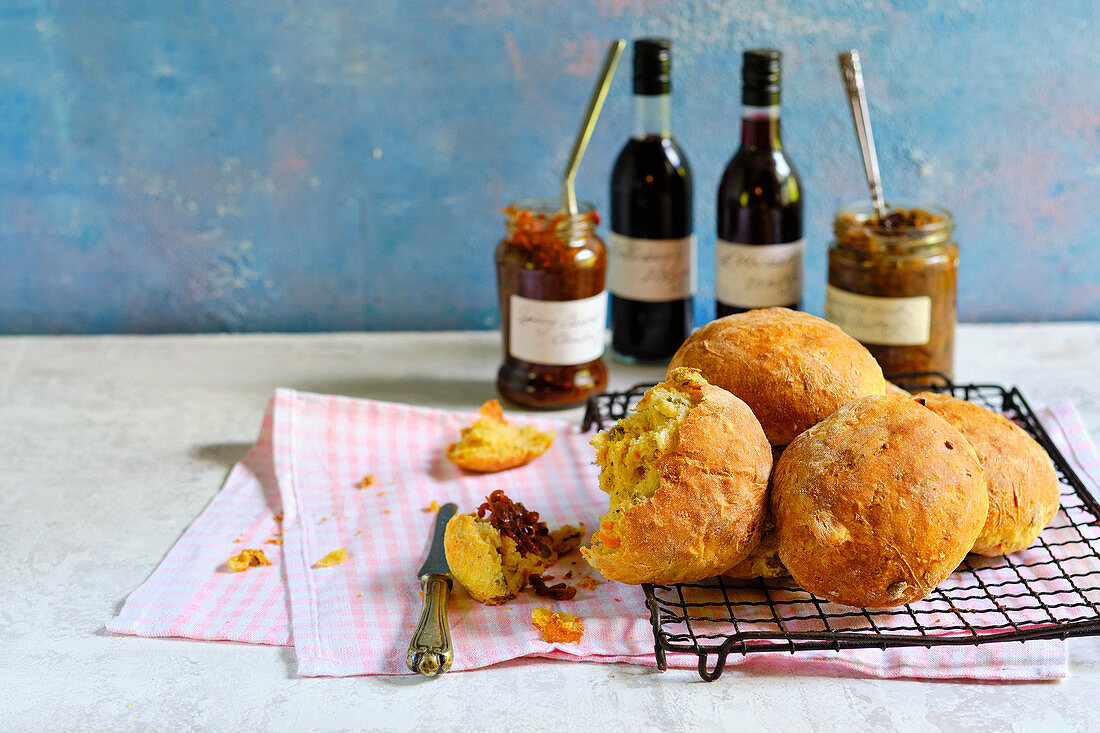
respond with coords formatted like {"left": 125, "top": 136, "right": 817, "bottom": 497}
{"left": 583, "top": 377, "right": 1100, "bottom": 681}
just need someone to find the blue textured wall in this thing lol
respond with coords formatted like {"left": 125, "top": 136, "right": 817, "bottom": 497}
{"left": 1, "top": 1, "right": 1098, "bottom": 334}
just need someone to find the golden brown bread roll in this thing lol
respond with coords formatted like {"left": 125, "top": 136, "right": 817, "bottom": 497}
{"left": 582, "top": 368, "right": 772, "bottom": 585}
{"left": 773, "top": 395, "right": 988, "bottom": 608}
{"left": 915, "top": 392, "right": 1061, "bottom": 556}
{"left": 668, "top": 308, "right": 886, "bottom": 445}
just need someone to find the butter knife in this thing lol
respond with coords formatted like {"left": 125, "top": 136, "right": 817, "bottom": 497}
{"left": 406, "top": 502, "right": 457, "bottom": 677}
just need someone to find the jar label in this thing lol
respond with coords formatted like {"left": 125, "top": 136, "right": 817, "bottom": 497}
{"left": 715, "top": 239, "right": 803, "bottom": 308}
{"left": 606, "top": 233, "right": 696, "bottom": 302}
{"left": 509, "top": 292, "right": 607, "bottom": 366}
{"left": 825, "top": 285, "right": 931, "bottom": 346}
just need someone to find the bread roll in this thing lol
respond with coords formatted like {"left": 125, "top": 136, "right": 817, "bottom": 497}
{"left": 582, "top": 368, "right": 772, "bottom": 585}
{"left": 773, "top": 395, "right": 988, "bottom": 608}
{"left": 915, "top": 392, "right": 1060, "bottom": 556}
{"left": 668, "top": 308, "right": 885, "bottom": 445}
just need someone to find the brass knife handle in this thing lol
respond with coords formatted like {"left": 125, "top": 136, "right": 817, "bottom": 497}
{"left": 406, "top": 574, "right": 453, "bottom": 676}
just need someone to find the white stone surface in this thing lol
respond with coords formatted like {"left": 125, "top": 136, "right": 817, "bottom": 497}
{"left": 2, "top": 326, "right": 1100, "bottom": 731}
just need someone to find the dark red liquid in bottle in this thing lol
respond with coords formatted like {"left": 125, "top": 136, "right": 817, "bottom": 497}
{"left": 610, "top": 134, "right": 693, "bottom": 361}
{"left": 716, "top": 49, "right": 803, "bottom": 318}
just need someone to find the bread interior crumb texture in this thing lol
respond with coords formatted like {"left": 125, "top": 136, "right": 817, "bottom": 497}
{"left": 591, "top": 379, "right": 697, "bottom": 548}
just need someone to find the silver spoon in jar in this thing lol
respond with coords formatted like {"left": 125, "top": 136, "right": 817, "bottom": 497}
{"left": 562, "top": 39, "right": 626, "bottom": 215}
{"left": 838, "top": 50, "right": 888, "bottom": 219}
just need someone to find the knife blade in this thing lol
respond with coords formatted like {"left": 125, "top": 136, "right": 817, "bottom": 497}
{"left": 406, "top": 502, "right": 457, "bottom": 677}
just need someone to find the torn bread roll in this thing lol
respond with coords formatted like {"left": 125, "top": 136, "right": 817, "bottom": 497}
{"left": 582, "top": 368, "right": 772, "bottom": 585}
{"left": 444, "top": 491, "right": 583, "bottom": 605}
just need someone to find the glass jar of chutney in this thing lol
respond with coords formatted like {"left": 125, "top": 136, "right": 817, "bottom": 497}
{"left": 825, "top": 201, "right": 957, "bottom": 383}
{"left": 495, "top": 198, "right": 608, "bottom": 409}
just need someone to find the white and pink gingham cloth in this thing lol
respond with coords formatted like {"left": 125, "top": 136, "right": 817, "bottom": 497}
{"left": 108, "top": 391, "right": 1100, "bottom": 681}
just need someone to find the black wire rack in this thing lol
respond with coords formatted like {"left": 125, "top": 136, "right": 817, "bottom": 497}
{"left": 582, "top": 376, "right": 1100, "bottom": 681}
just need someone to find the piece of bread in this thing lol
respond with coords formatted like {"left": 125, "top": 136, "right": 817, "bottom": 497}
{"left": 582, "top": 367, "right": 772, "bottom": 585}
{"left": 446, "top": 400, "right": 554, "bottom": 472}
{"left": 531, "top": 607, "right": 585, "bottom": 643}
{"left": 443, "top": 491, "right": 583, "bottom": 605}
{"left": 915, "top": 392, "right": 1061, "bottom": 556}
{"left": 668, "top": 308, "right": 886, "bottom": 445}
{"left": 772, "top": 395, "right": 988, "bottom": 608}
{"left": 723, "top": 446, "right": 789, "bottom": 580}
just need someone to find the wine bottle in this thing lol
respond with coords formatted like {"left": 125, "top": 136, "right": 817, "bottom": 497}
{"left": 716, "top": 48, "right": 803, "bottom": 317}
{"left": 608, "top": 38, "right": 694, "bottom": 363}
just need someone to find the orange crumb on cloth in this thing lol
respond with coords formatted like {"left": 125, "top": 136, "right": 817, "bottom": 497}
{"left": 227, "top": 549, "right": 271, "bottom": 572}
{"left": 531, "top": 607, "right": 584, "bottom": 643}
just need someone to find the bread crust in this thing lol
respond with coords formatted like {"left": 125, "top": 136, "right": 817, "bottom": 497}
{"left": 583, "top": 369, "right": 772, "bottom": 585}
{"left": 773, "top": 395, "right": 988, "bottom": 608}
{"left": 915, "top": 392, "right": 1060, "bottom": 556}
{"left": 668, "top": 308, "right": 886, "bottom": 445}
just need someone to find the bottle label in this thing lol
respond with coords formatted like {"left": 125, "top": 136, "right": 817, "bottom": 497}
{"left": 607, "top": 233, "right": 696, "bottom": 302}
{"left": 715, "top": 239, "right": 803, "bottom": 308}
{"left": 825, "top": 285, "right": 931, "bottom": 346}
{"left": 509, "top": 292, "right": 607, "bottom": 366}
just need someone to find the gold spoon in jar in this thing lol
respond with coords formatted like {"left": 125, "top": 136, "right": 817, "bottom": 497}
{"left": 562, "top": 39, "right": 626, "bottom": 215}
{"left": 838, "top": 50, "right": 888, "bottom": 220}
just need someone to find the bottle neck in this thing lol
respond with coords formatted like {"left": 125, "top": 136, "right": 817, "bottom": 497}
{"left": 740, "top": 104, "right": 782, "bottom": 149}
{"left": 633, "top": 94, "right": 671, "bottom": 139}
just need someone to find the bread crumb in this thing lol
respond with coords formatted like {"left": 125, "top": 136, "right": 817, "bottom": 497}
{"left": 424, "top": 500, "right": 441, "bottom": 513}
{"left": 383, "top": 510, "right": 391, "bottom": 514}
{"left": 266, "top": 537, "right": 282, "bottom": 545}
{"left": 227, "top": 548, "right": 271, "bottom": 572}
{"left": 314, "top": 548, "right": 348, "bottom": 568}
{"left": 446, "top": 400, "right": 554, "bottom": 472}
{"left": 531, "top": 606, "right": 584, "bottom": 643}
{"left": 274, "top": 513, "right": 283, "bottom": 522}
{"left": 576, "top": 577, "right": 601, "bottom": 591}
{"left": 357, "top": 474, "right": 375, "bottom": 489}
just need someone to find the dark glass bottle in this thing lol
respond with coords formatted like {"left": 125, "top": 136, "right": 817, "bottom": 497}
{"left": 608, "top": 38, "right": 694, "bottom": 363}
{"left": 716, "top": 48, "right": 803, "bottom": 317}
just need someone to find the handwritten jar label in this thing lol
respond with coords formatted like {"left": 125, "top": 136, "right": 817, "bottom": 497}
{"left": 509, "top": 292, "right": 608, "bottom": 366}
{"left": 715, "top": 239, "right": 803, "bottom": 308}
{"left": 825, "top": 285, "right": 932, "bottom": 346}
{"left": 607, "top": 233, "right": 697, "bottom": 302}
